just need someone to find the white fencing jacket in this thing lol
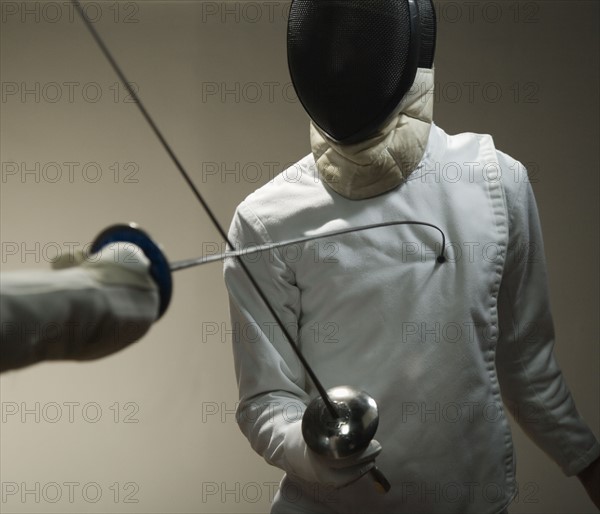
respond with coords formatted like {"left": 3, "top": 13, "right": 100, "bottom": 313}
{"left": 223, "top": 124, "right": 600, "bottom": 513}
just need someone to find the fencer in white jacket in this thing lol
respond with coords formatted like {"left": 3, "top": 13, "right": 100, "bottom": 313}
{"left": 223, "top": 68, "right": 600, "bottom": 513}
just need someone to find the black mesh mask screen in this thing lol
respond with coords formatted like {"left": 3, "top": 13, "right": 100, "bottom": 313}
{"left": 288, "top": 0, "right": 419, "bottom": 144}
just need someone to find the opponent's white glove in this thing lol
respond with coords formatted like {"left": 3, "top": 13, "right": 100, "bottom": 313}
{"left": 53, "top": 242, "right": 160, "bottom": 361}
{"left": 282, "top": 419, "right": 382, "bottom": 488}
{"left": 53, "top": 241, "right": 155, "bottom": 290}
{"left": 1, "top": 243, "right": 159, "bottom": 371}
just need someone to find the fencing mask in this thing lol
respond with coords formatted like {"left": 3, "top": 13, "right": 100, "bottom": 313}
{"left": 288, "top": 0, "right": 437, "bottom": 145}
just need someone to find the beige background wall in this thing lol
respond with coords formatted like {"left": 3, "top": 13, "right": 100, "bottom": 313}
{"left": 0, "top": 1, "right": 598, "bottom": 513}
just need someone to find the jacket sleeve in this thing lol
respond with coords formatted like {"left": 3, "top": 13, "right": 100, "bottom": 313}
{"left": 223, "top": 201, "right": 312, "bottom": 472}
{"left": 495, "top": 162, "right": 600, "bottom": 476}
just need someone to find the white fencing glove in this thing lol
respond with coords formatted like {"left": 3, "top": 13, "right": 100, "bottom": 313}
{"left": 283, "top": 419, "right": 382, "bottom": 488}
{"left": 1, "top": 242, "right": 159, "bottom": 371}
